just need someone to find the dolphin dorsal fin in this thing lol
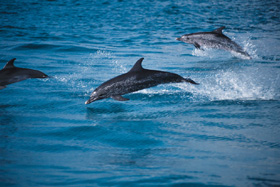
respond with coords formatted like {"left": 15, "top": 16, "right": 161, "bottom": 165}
{"left": 3, "top": 58, "right": 16, "bottom": 69}
{"left": 213, "top": 26, "right": 225, "bottom": 34}
{"left": 129, "top": 58, "right": 144, "bottom": 72}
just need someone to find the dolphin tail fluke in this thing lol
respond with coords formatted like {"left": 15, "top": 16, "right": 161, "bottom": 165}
{"left": 233, "top": 49, "right": 252, "bottom": 60}
{"left": 241, "top": 51, "right": 252, "bottom": 59}
{"left": 183, "top": 78, "right": 199, "bottom": 85}
{"left": 243, "top": 53, "right": 252, "bottom": 60}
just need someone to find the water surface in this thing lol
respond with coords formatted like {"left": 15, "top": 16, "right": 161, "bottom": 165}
{"left": 1, "top": 0, "right": 280, "bottom": 186}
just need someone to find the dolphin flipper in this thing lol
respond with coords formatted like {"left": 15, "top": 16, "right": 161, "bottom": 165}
{"left": 194, "top": 42, "right": 201, "bottom": 49}
{"left": 111, "top": 95, "right": 129, "bottom": 101}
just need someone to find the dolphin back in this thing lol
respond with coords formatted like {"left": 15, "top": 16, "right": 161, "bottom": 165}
{"left": 0, "top": 58, "right": 49, "bottom": 88}
{"left": 177, "top": 27, "right": 251, "bottom": 59}
{"left": 85, "top": 58, "right": 199, "bottom": 104}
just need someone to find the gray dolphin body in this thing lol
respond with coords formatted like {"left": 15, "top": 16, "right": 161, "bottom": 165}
{"left": 0, "top": 58, "right": 49, "bottom": 89}
{"left": 176, "top": 26, "right": 251, "bottom": 59}
{"left": 85, "top": 58, "right": 198, "bottom": 104}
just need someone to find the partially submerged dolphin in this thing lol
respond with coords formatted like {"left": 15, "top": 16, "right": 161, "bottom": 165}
{"left": 0, "top": 58, "right": 49, "bottom": 89}
{"left": 176, "top": 26, "right": 251, "bottom": 59}
{"left": 85, "top": 58, "right": 198, "bottom": 104}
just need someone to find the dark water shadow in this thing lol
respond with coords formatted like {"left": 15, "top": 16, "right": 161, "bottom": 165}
{"left": 86, "top": 103, "right": 127, "bottom": 120}
{"left": 247, "top": 176, "right": 280, "bottom": 186}
{"left": 0, "top": 104, "right": 23, "bottom": 126}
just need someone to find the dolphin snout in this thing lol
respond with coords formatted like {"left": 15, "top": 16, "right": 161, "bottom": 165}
{"left": 85, "top": 97, "right": 97, "bottom": 105}
{"left": 85, "top": 98, "right": 94, "bottom": 105}
{"left": 176, "top": 37, "right": 180, "bottom": 41}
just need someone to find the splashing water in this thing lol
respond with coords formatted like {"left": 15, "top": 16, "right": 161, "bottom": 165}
{"left": 112, "top": 59, "right": 128, "bottom": 74}
{"left": 192, "top": 48, "right": 218, "bottom": 58}
{"left": 242, "top": 39, "right": 258, "bottom": 59}
{"left": 89, "top": 50, "right": 128, "bottom": 73}
{"left": 95, "top": 50, "right": 113, "bottom": 58}
{"left": 177, "top": 67, "right": 279, "bottom": 101}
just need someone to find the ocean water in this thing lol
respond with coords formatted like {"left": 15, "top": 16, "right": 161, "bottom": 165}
{"left": 0, "top": 0, "right": 280, "bottom": 186}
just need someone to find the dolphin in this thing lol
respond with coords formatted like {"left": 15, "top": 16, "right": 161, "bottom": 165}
{"left": 0, "top": 58, "right": 49, "bottom": 89}
{"left": 176, "top": 26, "right": 251, "bottom": 59}
{"left": 85, "top": 58, "right": 198, "bottom": 104}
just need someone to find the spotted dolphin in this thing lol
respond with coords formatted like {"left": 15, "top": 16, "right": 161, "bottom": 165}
{"left": 0, "top": 58, "right": 49, "bottom": 89}
{"left": 85, "top": 58, "right": 198, "bottom": 104}
{"left": 176, "top": 26, "right": 251, "bottom": 59}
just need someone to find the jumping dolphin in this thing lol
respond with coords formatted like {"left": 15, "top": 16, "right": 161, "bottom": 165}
{"left": 0, "top": 58, "right": 49, "bottom": 89}
{"left": 176, "top": 26, "right": 251, "bottom": 59}
{"left": 85, "top": 58, "right": 198, "bottom": 104}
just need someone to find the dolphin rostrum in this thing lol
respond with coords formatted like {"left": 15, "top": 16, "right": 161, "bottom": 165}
{"left": 176, "top": 26, "right": 251, "bottom": 59}
{"left": 0, "top": 58, "right": 49, "bottom": 90}
{"left": 85, "top": 58, "right": 198, "bottom": 104}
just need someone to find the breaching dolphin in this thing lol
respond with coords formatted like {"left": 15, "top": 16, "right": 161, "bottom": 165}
{"left": 85, "top": 58, "right": 198, "bottom": 104}
{"left": 0, "top": 58, "right": 49, "bottom": 89}
{"left": 176, "top": 26, "right": 251, "bottom": 59}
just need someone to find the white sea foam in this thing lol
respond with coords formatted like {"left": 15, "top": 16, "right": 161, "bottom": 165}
{"left": 91, "top": 50, "right": 127, "bottom": 73}
{"left": 112, "top": 60, "right": 127, "bottom": 74}
{"left": 177, "top": 67, "right": 279, "bottom": 101}
{"left": 95, "top": 50, "right": 113, "bottom": 58}
{"left": 192, "top": 48, "right": 217, "bottom": 58}
{"left": 242, "top": 39, "right": 258, "bottom": 59}
{"left": 136, "top": 88, "right": 181, "bottom": 95}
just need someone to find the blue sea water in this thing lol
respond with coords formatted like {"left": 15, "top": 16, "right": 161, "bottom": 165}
{"left": 1, "top": 0, "right": 280, "bottom": 186}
